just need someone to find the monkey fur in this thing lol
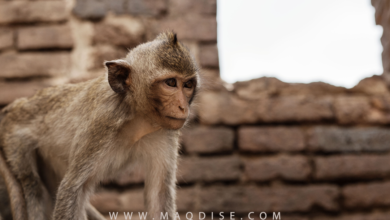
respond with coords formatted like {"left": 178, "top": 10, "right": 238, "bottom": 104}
{"left": 0, "top": 31, "right": 200, "bottom": 220}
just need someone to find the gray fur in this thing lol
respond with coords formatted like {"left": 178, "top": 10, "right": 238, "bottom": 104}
{"left": 0, "top": 31, "right": 199, "bottom": 220}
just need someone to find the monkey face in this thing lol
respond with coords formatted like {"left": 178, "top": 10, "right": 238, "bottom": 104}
{"left": 148, "top": 73, "right": 197, "bottom": 130}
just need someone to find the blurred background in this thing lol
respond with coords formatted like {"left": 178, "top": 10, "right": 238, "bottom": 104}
{"left": 218, "top": 0, "right": 383, "bottom": 87}
{"left": 2, "top": 0, "right": 390, "bottom": 219}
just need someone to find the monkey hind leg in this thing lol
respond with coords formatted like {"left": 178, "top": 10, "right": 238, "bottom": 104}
{"left": 0, "top": 176, "right": 12, "bottom": 220}
{"left": 3, "top": 137, "right": 52, "bottom": 220}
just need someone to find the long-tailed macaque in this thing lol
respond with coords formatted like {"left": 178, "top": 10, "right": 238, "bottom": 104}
{"left": 0, "top": 31, "right": 200, "bottom": 220}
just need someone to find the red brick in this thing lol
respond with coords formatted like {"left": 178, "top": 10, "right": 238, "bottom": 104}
{"left": 198, "top": 185, "right": 339, "bottom": 212}
{"left": 89, "top": 45, "right": 128, "bottom": 70}
{"left": 238, "top": 127, "right": 305, "bottom": 152}
{"left": 315, "top": 154, "right": 390, "bottom": 180}
{"left": 314, "top": 212, "right": 390, "bottom": 220}
{"left": 177, "top": 156, "right": 241, "bottom": 183}
{"left": 278, "top": 82, "right": 347, "bottom": 97}
{"left": 127, "top": 0, "right": 167, "bottom": 16}
{"left": 155, "top": 16, "right": 217, "bottom": 41}
{"left": 177, "top": 187, "right": 197, "bottom": 212}
{"left": 0, "top": 28, "right": 13, "bottom": 50}
{"left": 90, "top": 191, "right": 124, "bottom": 214}
{"left": 199, "top": 69, "right": 225, "bottom": 92}
{"left": 244, "top": 155, "right": 311, "bottom": 181}
{"left": 278, "top": 216, "right": 308, "bottom": 220}
{"left": 0, "top": 52, "right": 71, "bottom": 78}
{"left": 17, "top": 24, "right": 73, "bottom": 50}
{"left": 72, "top": 0, "right": 107, "bottom": 19}
{"left": 199, "top": 44, "right": 219, "bottom": 68}
{"left": 334, "top": 96, "right": 370, "bottom": 124}
{"left": 0, "top": 80, "right": 53, "bottom": 105}
{"left": 169, "top": 0, "right": 216, "bottom": 15}
{"left": 233, "top": 77, "right": 288, "bottom": 100}
{"left": 105, "top": 166, "right": 144, "bottom": 186}
{"left": 181, "top": 126, "right": 234, "bottom": 154}
{"left": 343, "top": 181, "right": 390, "bottom": 208}
{"left": 201, "top": 68, "right": 219, "bottom": 78}
{"left": 308, "top": 127, "right": 390, "bottom": 152}
{"left": 91, "top": 187, "right": 196, "bottom": 214}
{"left": 351, "top": 75, "right": 389, "bottom": 95}
{"left": 198, "top": 91, "right": 259, "bottom": 125}
{"left": 91, "top": 189, "right": 144, "bottom": 213}
{"left": 93, "top": 17, "right": 144, "bottom": 48}
{"left": 265, "top": 96, "right": 334, "bottom": 122}
{"left": 0, "top": 1, "right": 68, "bottom": 24}
{"left": 368, "top": 96, "right": 390, "bottom": 125}
{"left": 371, "top": 95, "right": 390, "bottom": 111}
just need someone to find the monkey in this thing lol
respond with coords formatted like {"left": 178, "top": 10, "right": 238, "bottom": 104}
{"left": 0, "top": 149, "right": 27, "bottom": 220}
{"left": 0, "top": 31, "right": 200, "bottom": 220}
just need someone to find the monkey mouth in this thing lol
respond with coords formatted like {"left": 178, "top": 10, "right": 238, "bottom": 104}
{"left": 166, "top": 116, "right": 186, "bottom": 121}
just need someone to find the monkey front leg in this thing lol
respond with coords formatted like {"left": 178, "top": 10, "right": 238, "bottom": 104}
{"left": 144, "top": 153, "right": 178, "bottom": 220}
{"left": 53, "top": 173, "right": 89, "bottom": 220}
{"left": 53, "top": 157, "right": 98, "bottom": 220}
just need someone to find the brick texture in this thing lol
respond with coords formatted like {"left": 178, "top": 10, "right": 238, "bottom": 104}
{"left": 238, "top": 127, "right": 305, "bottom": 152}
{"left": 105, "top": 166, "right": 144, "bottom": 186}
{"left": 17, "top": 24, "right": 74, "bottom": 50}
{"left": 1, "top": 1, "right": 390, "bottom": 219}
{"left": 315, "top": 154, "right": 390, "bottom": 180}
{"left": 155, "top": 16, "right": 217, "bottom": 41}
{"left": 89, "top": 45, "right": 128, "bottom": 70}
{"left": 0, "top": 81, "right": 53, "bottom": 105}
{"left": 265, "top": 96, "right": 334, "bottom": 122}
{"left": 169, "top": 0, "right": 217, "bottom": 15}
{"left": 351, "top": 75, "right": 389, "bottom": 95}
{"left": 334, "top": 96, "right": 371, "bottom": 124}
{"left": 0, "top": 52, "right": 71, "bottom": 78}
{"left": 309, "top": 127, "right": 390, "bottom": 152}
{"left": 0, "top": 1, "right": 68, "bottom": 24}
{"left": 181, "top": 126, "right": 234, "bottom": 153}
{"left": 233, "top": 77, "right": 288, "bottom": 100}
{"left": 0, "top": 28, "right": 13, "bottom": 50}
{"left": 198, "top": 91, "right": 259, "bottom": 125}
{"left": 343, "top": 181, "right": 390, "bottom": 208}
{"left": 177, "top": 156, "right": 241, "bottom": 183}
{"left": 244, "top": 155, "right": 311, "bottom": 181}
{"left": 127, "top": 0, "right": 167, "bottom": 16}
{"left": 73, "top": 0, "right": 107, "bottom": 19}
{"left": 199, "top": 44, "right": 219, "bottom": 68}
{"left": 90, "top": 190, "right": 144, "bottom": 213}
{"left": 91, "top": 187, "right": 196, "bottom": 214}
{"left": 314, "top": 212, "right": 390, "bottom": 220}
{"left": 198, "top": 185, "right": 339, "bottom": 212}
{"left": 93, "top": 17, "right": 144, "bottom": 48}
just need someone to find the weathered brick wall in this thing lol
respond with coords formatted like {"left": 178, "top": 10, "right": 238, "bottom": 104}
{"left": 1, "top": 1, "right": 390, "bottom": 220}
{"left": 0, "top": 0, "right": 218, "bottom": 105}
{"left": 91, "top": 75, "right": 390, "bottom": 220}
{"left": 0, "top": 0, "right": 73, "bottom": 105}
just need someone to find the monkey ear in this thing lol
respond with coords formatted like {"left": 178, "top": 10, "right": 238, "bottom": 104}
{"left": 105, "top": 60, "right": 132, "bottom": 94}
{"left": 172, "top": 33, "right": 177, "bottom": 44}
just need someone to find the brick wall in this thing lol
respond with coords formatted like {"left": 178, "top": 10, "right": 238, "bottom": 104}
{"left": 0, "top": 0, "right": 218, "bottom": 105}
{"left": 91, "top": 75, "right": 390, "bottom": 220}
{"left": 1, "top": 1, "right": 390, "bottom": 220}
{"left": 373, "top": 0, "right": 390, "bottom": 86}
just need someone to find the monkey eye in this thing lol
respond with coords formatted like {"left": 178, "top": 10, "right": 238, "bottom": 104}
{"left": 184, "top": 80, "right": 194, "bottom": 88}
{"left": 165, "top": 78, "right": 177, "bottom": 87}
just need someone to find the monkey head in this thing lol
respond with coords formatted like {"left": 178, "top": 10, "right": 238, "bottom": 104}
{"left": 104, "top": 32, "right": 200, "bottom": 130}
